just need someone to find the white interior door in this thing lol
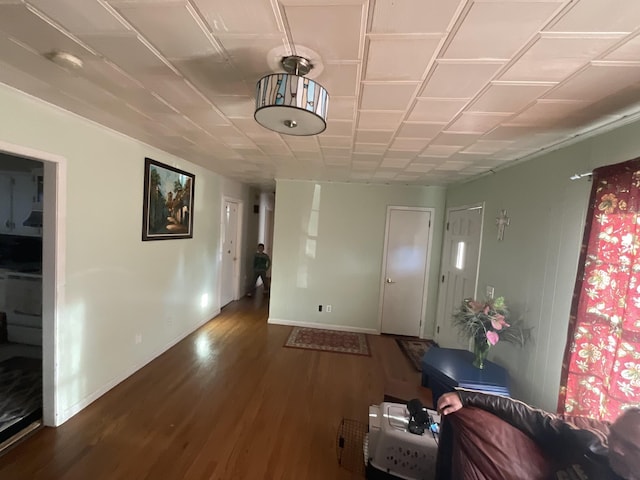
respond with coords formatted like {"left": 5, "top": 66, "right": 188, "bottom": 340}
{"left": 221, "top": 199, "right": 239, "bottom": 307}
{"left": 380, "top": 207, "right": 432, "bottom": 337}
{"left": 435, "top": 205, "right": 483, "bottom": 348}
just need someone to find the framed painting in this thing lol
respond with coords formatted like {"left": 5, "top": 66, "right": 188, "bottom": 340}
{"left": 142, "top": 157, "right": 195, "bottom": 241}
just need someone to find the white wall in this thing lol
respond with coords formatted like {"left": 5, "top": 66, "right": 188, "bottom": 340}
{"left": 269, "top": 180, "right": 446, "bottom": 335}
{"left": 0, "top": 82, "right": 250, "bottom": 425}
{"left": 445, "top": 119, "right": 640, "bottom": 412}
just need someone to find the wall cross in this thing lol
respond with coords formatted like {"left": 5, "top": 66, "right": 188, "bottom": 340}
{"left": 496, "top": 209, "right": 510, "bottom": 241}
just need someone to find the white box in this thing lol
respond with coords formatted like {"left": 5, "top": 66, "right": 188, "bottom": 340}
{"left": 366, "top": 402, "right": 440, "bottom": 480}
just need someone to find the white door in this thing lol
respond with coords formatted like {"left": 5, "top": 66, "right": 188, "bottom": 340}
{"left": 435, "top": 205, "right": 483, "bottom": 348}
{"left": 380, "top": 207, "right": 433, "bottom": 337}
{"left": 221, "top": 200, "right": 240, "bottom": 307}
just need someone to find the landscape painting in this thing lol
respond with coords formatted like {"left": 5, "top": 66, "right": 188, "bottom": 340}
{"left": 142, "top": 158, "right": 195, "bottom": 241}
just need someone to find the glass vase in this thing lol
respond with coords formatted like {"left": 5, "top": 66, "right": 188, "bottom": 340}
{"left": 473, "top": 339, "right": 490, "bottom": 369}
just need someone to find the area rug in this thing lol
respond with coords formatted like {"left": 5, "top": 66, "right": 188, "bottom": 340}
{"left": 284, "top": 327, "right": 370, "bottom": 356}
{"left": 395, "top": 338, "right": 437, "bottom": 371}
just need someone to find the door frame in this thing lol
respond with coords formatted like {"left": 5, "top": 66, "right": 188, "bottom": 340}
{"left": 377, "top": 206, "right": 435, "bottom": 337}
{"left": 0, "top": 139, "right": 66, "bottom": 427}
{"left": 219, "top": 196, "right": 243, "bottom": 304}
{"left": 434, "top": 202, "right": 484, "bottom": 345}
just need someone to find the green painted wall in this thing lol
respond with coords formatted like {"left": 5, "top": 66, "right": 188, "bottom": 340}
{"left": 269, "top": 180, "right": 446, "bottom": 336}
{"left": 446, "top": 119, "right": 640, "bottom": 411}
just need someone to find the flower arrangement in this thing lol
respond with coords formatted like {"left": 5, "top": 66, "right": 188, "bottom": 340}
{"left": 453, "top": 296, "right": 530, "bottom": 368}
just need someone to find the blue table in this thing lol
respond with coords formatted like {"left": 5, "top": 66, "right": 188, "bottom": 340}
{"left": 421, "top": 347, "right": 510, "bottom": 408}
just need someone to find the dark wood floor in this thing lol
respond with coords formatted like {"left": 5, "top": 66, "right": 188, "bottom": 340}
{"left": 0, "top": 294, "right": 426, "bottom": 479}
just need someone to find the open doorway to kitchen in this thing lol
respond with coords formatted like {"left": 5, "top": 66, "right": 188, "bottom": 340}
{"left": 0, "top": 151, "right": 44, "bottom": 449}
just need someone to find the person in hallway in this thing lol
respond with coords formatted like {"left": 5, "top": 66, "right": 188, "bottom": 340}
{"left": 247, "top": 243, "right": 270, "bottom": 297}
{"left": 436, "top": 389, "right": 640, "bottom": 480}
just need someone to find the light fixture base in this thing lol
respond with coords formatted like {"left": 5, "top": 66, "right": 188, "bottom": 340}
{"left": 281, "top": 55, "right": 312, "bottom": 76}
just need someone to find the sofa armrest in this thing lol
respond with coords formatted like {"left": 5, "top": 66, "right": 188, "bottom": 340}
{"left": 436, "top": 407, "right": 552, "bottom": 480}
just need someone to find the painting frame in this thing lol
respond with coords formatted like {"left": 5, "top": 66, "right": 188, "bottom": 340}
{"left": 142, "top": 157, "right": 195, "bottom": 241}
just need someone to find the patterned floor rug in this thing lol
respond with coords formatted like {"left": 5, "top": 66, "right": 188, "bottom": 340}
{"left": 284, "top": 327, "right": 370, "bottom": 356}
{"left": 395, "top": 338, "right": 437, "bottom": 371}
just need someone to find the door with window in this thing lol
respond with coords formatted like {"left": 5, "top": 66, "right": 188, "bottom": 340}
{"left": 380, "top": 207, "right": 433, "bottom": 337}
{"left": 435, "top": 205, "right": 483, "bottom": 348}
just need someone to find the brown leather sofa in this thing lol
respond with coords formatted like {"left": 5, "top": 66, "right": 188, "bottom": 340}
{"left": 434, "top": 406, "right": 611, "bottom": 480}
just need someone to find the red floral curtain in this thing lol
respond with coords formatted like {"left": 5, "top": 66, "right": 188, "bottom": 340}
{"left": 558, "top": 158, "right": 640, "bottom": 422}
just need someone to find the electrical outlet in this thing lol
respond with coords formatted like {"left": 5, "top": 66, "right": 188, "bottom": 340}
{"left": 486, "top": 286, "right": 494, "bottom": 299}
{"left": 135, "top": 334, "right": 142, "bottom": 344}
{"left": 318, "top": 305, "right": 322, "bottom": 312}
{"left": 326, "top": 305, "right": 332, "bottom": 313}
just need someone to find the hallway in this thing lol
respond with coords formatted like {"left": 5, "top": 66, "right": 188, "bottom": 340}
{"left": 0, "top": 295, "right": 422, "bottom": 479}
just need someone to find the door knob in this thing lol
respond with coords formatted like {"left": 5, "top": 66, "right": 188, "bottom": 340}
{"left": 386, "top": 278, "right": 395, "bottom": 283}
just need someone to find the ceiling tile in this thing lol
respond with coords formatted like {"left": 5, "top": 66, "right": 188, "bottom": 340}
{"left": 358, "top": 111, "right": 404, "bottom": 129}
{"left": 113, "top": 3, "right": 220, "bottom": 59}
{"left": 469, "top": 83, "right": 551, "bottom": 113}
{"left": 183, "top": 107, "right": 230, "bottom": 130}
{"left": 212, "top": 95, "right": 255, "bottom": 118}
{"left": 389, "top": 138, "right": 430, "bottom": 151}
{"left": 322, "top": 146, "right": 351, "bottom": 157}
{"left": 431, "top": 132, "right": 481, "bottom": 147}
{"left": 508, "top": 99, "right": 588, "bottom": 126}
{"left": 193, "top": 0, "right": 281, "bottom": 34}
{"left": 380, "top": 158, "right": 411, "bottom": 168}
{"left": 501, "top": 36, "right": 623, "bottom": 82}
{"left": 354, "top": 144, "right": 387, "bottom": 154}
{"left": 80, "top": 33, "right": 172, "bottom": 75}
{"left": 0, "top": 4, "right": 95, "bottom": 58}
{"left": 173, "top": 56, "right": 252, "bottom": 97}
{"left": 462, "top": 139, "right": 514, "bottom": 154}
{"left": 318, "top": 136, "right": 352, "bottom": 148}
{"left": 323, "top": 120, "right": 354, "bottom": 136}
{"left": 420, "top": 62, "right": 503, "bottom": 98}
{"left": 361, "top": 84, "right": 417, "bottom": 110}
{"left": 284, "top": 137, "right": 320, "bottom": 152}
{"left": 605, "top": 34, "right": 640, "bottom": 61}
{"left": 443, "top": 2, "right": 561, "bottom": 59}
{"left": 284, "top": 4, "right": 363, "bottom": 61}
{"left": 419, "top": 145, "right": 463, "bottom": 157}
{"left": 548, "top": 0, "right": 640, "bottom": 33}
{"left": 356, "top": 130, "right": 394, "bottom": 144}
{"left": 483, "top": 125, "right": 545, "bottom": 141}
{"left": 327, "top": 97, "right": 356, "bottom": 120}
{"left": 397, "top": 122, "right": 445, "bottom": 138}
{"left": 27, "top": 0, "right": 129, "bottom": 35}
{"left": 365, "top": 37, "right": 439, "bottom": 81}
{"left": 545, "top": 64, "right": 640, "bottom": 102}
{"left": 317, "top": 64, "right": 358, "bottom": 96}
{"left": 371, "top": 0, "right": 465, "bottom": 34}
{"left": 218, "top": 35, "right": 287, "bottom": 79}
{"left": 141, "top": 76, "right": 210, "bottom": 110}
{"left": 407, "top": 98, "right": 467, "bottom": 122}
{"left": 446, "top": 112, "right": 511, "bottom": 133}
{"left": 405, "top": 162, "right": 436, "bottom": 173}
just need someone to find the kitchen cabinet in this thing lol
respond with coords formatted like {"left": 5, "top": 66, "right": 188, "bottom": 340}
{"left": 0, "top": 171, "right": 41, "bottom": 237}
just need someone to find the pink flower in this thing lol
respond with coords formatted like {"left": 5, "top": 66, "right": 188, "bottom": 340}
{"left": 486, "top": 331, "right": 500, "bottom": 345}
{"left": 491, "top": 314, "right": 510, "bottom": 330}
{"left": 483, "top": 306, "right": 490, "bottom": 315}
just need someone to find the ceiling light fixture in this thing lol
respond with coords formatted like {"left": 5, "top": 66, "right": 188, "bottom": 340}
{"left": 46, "top": 50, "right": 84, "bottom": 69}
{"left": 254, "top": 55, "right": 329, "bottom": 136}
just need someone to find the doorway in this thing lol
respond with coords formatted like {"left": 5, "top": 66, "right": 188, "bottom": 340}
{"left": 435, "top": 204, "right": 484, "bottom": 348}
{"left": 379, "top": 207, "right": 434, "bottom": 337}
{"left": 0, "top": 152, "right": 44, "bottom": 448}
{"left": 220, "top": 198, "right": 242, "bottom": 307}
